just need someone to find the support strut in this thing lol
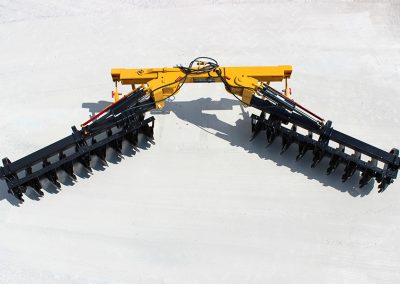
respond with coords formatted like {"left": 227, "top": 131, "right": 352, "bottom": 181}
{"left": 0, "top": 89, "right": 155, "bottom": 202}
{"left": 250, "top": 85, "right": 399, "bottom": 192}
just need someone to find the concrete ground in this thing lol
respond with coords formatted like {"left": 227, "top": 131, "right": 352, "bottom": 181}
{"left": 0, "top": 1, "right": 399, "bottom": 283}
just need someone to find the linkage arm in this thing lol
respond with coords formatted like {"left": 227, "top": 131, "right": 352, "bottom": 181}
{"left": 111, "top": 65, "right": 293, "bottom": 108}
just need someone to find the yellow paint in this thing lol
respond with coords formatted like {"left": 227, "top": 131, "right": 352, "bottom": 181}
{"left": 111, "top": 65, "right": 293, "bottom": 108}
{"left": 114, "top": 82, "right": 119, "bottom": 102}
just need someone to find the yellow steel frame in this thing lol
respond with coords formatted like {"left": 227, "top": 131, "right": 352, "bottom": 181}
{"left": 111, "top": 65, "right": 293, "bottom": 109}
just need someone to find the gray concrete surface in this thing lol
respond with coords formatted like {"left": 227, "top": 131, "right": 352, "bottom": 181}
{"left": 0, "top": 1, "right": 399, "bottom": 283}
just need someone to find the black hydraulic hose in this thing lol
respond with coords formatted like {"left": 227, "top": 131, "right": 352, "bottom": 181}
{"left": 250, "top": 96, "right": 322, "bottom": 132}
{"left": 86, "top": 97, "right": 155, "bottom": 134}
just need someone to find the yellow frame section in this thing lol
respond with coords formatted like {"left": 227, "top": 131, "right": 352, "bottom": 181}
{"left": 111, "top": 65, "right": 293, "bottom": 109}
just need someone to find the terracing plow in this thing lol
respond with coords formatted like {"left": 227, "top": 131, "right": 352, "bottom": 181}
{"left": 0, "top": 57, "right": 398, "bottom": 203}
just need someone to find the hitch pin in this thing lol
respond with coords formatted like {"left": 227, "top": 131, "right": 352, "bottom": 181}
{"left": 112, "top": 81, "right": 120, "bottom": 102}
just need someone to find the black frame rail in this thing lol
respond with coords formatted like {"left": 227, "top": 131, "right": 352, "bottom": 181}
{"left": 250, "top": 84, "right": 399, "bottom": 192}
{"left": 0, "top": 89, "right": 156, "bottom": 202}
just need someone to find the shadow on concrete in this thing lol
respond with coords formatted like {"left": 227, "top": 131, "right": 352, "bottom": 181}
{"left": 1, "top": 96, "right": 371, "bottom": 206}
{"left": 82, "top": 101, "right": 111, "bottom": 117}
{"left": 0, "top": 101, "right": 153, "bottom": 205}
{"left": 160, "top": 97, "right": 374, "bottom": 197}
{"left": 0, "top": 179, "right": 21, "bottom": 206}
